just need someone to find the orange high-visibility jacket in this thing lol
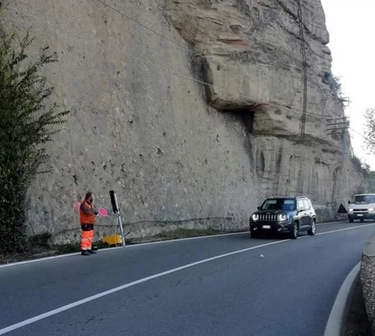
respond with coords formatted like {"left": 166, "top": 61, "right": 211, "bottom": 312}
{"left": 80, "top": 201, "right": 96, "bottom": 224}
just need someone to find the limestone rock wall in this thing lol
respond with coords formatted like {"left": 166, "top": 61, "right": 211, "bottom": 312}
{"left": 0, "top": 0, "right": 364, "bottom": 242}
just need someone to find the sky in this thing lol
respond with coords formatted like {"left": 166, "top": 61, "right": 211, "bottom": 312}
{"left": 320, "top": 0, "right": 375, "bottom": 170}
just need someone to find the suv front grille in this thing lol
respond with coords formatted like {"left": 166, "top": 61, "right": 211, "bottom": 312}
{"left": 259, "top": 214, "right": 277, "bottom": 222}
{"left": 354, "top": 209, "right": 367, "bottom": 212}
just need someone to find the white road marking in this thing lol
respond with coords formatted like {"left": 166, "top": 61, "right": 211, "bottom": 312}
{"left": 0, "top": 223, "right": 374, "bottom": 335}
{"left": 0, "top": 232, "right": 245, "bottom": 270}
{"left": 316, "top": 224, "right": 375, "bottom": 236}
{"left": 0, "top": 239, "right": 288, "bottom": 335}
{"left": 126, "top": 231, "right": 246, "bottom": 248}
{"left": 125, "top": 221, "right": 342, "bottom": 248}
{"left": 0, "top": 221, "right": 346, "bottom": 269}
{"left": 0, "top": 253, "right": 81, "bottom": 269}
{"left": 324, "top": 262, "right": 361, "bottom": 336}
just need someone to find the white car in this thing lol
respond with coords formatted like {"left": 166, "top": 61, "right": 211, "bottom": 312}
{"left": 348, "top": 194, "right": 375, "bottom": 223}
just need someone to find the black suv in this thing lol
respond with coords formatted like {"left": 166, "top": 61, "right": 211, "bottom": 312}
{"left": 249, "top": 196, "right": 317, "bottom": 239}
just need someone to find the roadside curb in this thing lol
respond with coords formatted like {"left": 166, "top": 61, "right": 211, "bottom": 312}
{"left": 324, "top": 262, "right": 360, "bottom": 336}
{"left": 360, "top": 232, "right": 375, "bottom": 334}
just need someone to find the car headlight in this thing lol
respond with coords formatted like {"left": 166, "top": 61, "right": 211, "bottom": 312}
{"left": 251, "top": 214, "right": 259, "bottom": 221}
{"left": 369, "top": 208, "right": 374, "bottom": 212}
{"left": 349, "top": 209, "right": 354, "bottom": 212}
{"left": 278, "top": 214, "right": 287, "bottom": 221}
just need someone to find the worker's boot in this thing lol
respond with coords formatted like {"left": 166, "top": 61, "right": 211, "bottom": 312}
{"left": 81, "top": 250, "right": 90, "bottom": 256}
{"left": 88, "top": 250, "right": 96, "bottom": 254}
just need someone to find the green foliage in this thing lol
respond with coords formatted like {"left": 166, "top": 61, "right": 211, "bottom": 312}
{"left": 323, "top": 72, "right": 349, "bottom": 106}
{"left": 365, "top": 171, "right": 375, "bottom": 193}
{"left": 351, "top": 154, "right": 370, "bottom": 175}
{"left": 28, "top": 232, "right": 52, "bottom": 249}
{"left": 56, "top": 243, "right": 80, "bottom": 254}
{"left": 0, "top": 32, "right": 69, "bottom": 254}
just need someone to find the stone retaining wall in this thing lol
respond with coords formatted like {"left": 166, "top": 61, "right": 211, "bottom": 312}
{"left": 360, "top": 232, "right": 375, "bottom": 335}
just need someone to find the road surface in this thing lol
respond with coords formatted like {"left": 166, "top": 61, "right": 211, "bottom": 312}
{"left": 0, "top": 221, "right": 374, "bottom": 336}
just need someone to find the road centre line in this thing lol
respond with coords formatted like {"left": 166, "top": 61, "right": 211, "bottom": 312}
{"left": 0, "top": 223, "right": 374, "bottom": 335}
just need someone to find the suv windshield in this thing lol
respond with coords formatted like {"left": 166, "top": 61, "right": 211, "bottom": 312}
{"left": 261, "top": 198, "right": 296, "bottom": 211}
{"left": 353, "top": 195, "right": 375, "bottom": 204}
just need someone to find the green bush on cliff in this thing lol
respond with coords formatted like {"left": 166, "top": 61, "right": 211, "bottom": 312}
{"left": 0, "top": 32, "right": 69, "bottom": 253}
{"left": 323, "top": 71, "right": 349, "bottom": 106}
{"left": 365, "top": 171, "right": 375, "bottom": 193}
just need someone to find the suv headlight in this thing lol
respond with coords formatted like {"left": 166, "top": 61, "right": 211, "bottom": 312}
{"left": 369, "top": 208, "right": 374, "bottom": 212}
{"left": 278, "top": 214, "right": 287, "bottom": 221}
{"left": 349, "top": 209, "right": 354, "bottom": 212}
{"left": 251, "top": 214, "right": 259, "bottom": 221}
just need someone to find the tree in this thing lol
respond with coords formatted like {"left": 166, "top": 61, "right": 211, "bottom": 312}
{"left": 0, "top": 32, "right": 69, "bottom": 253}
{"left": 365, "top": 171, "right": 375, "bottom": 193}
{"left": 364, "top": 108, "right": 375, "bottom": 152}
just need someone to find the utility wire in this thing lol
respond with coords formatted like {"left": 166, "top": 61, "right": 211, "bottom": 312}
{"left": 96, "top": 0, "right": 328, "bottom": 88}
{"left": 6, "top": 2, "right": 365, "bottom": 168}
{"left": 95, "top": 0, "right": 190, "bottom": 52}
{"left": 4, "top": 4, "right": 344, "bottom": 122}
{"left": 350, "top": 127, "right": 371, "bottom": 142}
{"left": 3, "top": 3, "right": 349, "bottom": 154}
{"left": 6, "top": 3, "right": 358, "bottom": 161}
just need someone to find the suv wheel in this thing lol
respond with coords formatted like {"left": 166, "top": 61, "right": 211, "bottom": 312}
{"left": 290, "top": 222, "right": 298, "bottom": 239}
{"left": 308, "top": 220, "right": 316, "bottom": 236}
{"left": 250, "top": 231, "right": 259, "bottom": 239}
{"left": 349, "top": 218, "right": 354, "bottom": 223}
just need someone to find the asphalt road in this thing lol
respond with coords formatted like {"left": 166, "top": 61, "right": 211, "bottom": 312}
{"left": 1, "top": 221, "right": 374, "bottom": 336}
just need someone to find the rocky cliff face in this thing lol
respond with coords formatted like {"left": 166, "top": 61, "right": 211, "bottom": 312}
{"left": 1, "top": 0, "right": 364, "bottom": 242}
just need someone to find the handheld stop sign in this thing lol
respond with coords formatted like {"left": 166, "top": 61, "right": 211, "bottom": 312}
{"left": 98, "top": 207, "right": 108, "bottom": 217}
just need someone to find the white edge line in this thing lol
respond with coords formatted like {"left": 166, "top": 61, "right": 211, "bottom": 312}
{"left": 0, "top": 232, "right": 245, "bottom": 269}
{"left": 0, "top": 252, "right": 81, "bottom": 269}
{"left": 126, "top": 231, "right": 246, "bottom": 248}
{"left": 316, "top": 223, "right": 375, "bottom": 237}
{"left": 324, "top": 262, "right": 360, "bottom": 336}
{"left": 0, "top": 223, "right": 373, "bottom": 335}
{"left": 0, "top": 221, "right": 345, "bottom": 269}
{"left": 0, "top": 239, "right": 288, "bottom": 335}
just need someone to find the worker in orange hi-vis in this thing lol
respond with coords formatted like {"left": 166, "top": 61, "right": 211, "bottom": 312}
{"left": 79, "top": 191, "right": 98, "bottom": 256}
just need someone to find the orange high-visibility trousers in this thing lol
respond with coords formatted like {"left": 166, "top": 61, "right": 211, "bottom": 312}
{"left": 81, "top": 224, "right": 94, "bottom": 251}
